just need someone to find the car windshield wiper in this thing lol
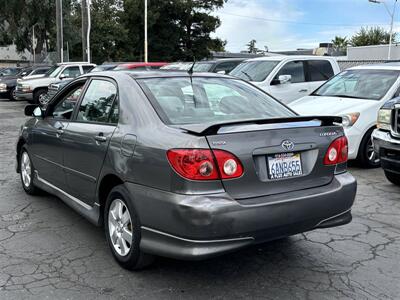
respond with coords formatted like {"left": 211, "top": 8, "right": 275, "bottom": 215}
{"left": 326, "top": 94, "right": 362, "bottom": 99}
{"left": 241, "top": 71, "right": 253, "bottom": 81}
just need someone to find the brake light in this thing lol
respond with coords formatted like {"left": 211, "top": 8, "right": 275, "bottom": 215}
{"left": 167, "top": 149, "right": 243, "bottom": 180}
{"left": 324, "top": 136, "right": 348, "bottom": 165}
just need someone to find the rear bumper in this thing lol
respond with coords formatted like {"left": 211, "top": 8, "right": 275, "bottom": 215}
{"left": 372, "top": 129, "right": 400, "bottom": 174}
{"left": 126, "top": 172, "right": 357, "bottom": 260}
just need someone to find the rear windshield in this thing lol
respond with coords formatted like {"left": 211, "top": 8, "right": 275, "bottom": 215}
{"left": 137, "top": 77, "right": 294, "bottom": 125}
{"left": 230, "top": 60, "right": 280, "bottom": 82}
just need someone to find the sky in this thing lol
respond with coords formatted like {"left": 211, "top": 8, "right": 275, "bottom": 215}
{"left": 213, "top": 0, "right": 400, "bottom": 52}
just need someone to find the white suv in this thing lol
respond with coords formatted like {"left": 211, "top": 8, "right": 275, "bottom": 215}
{"left": 230, "top": 56, "right": 340, "bottom": 104}
{"left": 16, "top": 62, "right": 95, "bottom": 103}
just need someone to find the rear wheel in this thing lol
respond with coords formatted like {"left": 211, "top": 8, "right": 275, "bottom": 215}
{"left": 357, "top": 128, "right": 380, "bottom": 168}
{"left": 384, "top": 171, "right": 400, "bottom": 186}
{"left": 20, "top": 148, "right": 39, "bottom": 195}
{"left": 33, "top": 88, "right": 47, "bottom": 104}
{"left": 104, "top": 185, "right": 154, "bottom": 270}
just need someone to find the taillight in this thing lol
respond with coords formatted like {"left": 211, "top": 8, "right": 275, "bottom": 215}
{"left": 324, "top": 136, "right": 348, "bottom": 165}
{"left": 166, "top": 149, "right": 243, "bottom": 180}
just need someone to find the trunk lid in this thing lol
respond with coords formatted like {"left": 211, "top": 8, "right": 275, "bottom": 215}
{"left": 182, "top": 117, "right": 344, "bottom": 200}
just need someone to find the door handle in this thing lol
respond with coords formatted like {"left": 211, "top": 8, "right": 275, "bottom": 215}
{"left": 299, "top": 89, "right": 308, "bottom": 92}
{"left": 94, "top": 135, "right": 107, "bottom": 142}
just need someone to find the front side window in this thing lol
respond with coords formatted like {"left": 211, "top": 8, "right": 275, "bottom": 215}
{"left": 307, "top": 60, "right": 334, "bottom": 82}
{"left": 52, "top": 85, "right": 84, "bottom": 120}
{"left": 275, "top": 61, "right": 305, "bottom": 83}
{"left": 138, "top": 77, "right": 294, "bottom": 125}
{"left": 313, "top": 69, "right": 400, "bottom": 100}
{"left": 76, "top": 79, "right": 117, "bottom": 123}
{"left": 230, "top": 60, "right": 280, "bottom": 82}
{"left": 61, "top": 66, "right": 81, "bottom": 78}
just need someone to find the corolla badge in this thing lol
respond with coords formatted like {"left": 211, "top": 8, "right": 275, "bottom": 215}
{"left": 281, "top": 140, "right": 295, "bottom": 151}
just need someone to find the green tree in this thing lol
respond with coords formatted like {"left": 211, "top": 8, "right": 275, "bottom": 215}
{"left": 123, "top": 0, "right": 226, "bottom": 61}
{"left": 331, "top": 36, "right": 348, "bottom": 51}
{"left": 246, "top": 39, "right": 258, "bottom": 54}
{"left": 350, "top": 26, "right": 396, "bottom": 47}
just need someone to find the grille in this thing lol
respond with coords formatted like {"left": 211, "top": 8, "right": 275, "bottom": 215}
{"left": 393, "top": 108, "right": 400, "bottom": 137}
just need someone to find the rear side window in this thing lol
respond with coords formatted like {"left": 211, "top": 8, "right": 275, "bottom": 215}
{"left": 307, "top": 60, "right": 334, "bottom": 82}
{"left": 275, "top": 61, "right": 305, "bottom": 83}
{"left": 76, "top": 79, "right": 117, "bottom": 123}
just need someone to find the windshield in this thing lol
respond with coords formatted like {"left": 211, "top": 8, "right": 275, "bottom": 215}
{"left": 137, "top": 77, "right": 294, "bottom": 125}
{"left": 230, "top": 60, "right": 280, "bottom": 82}
{"left": 313, "top": 69, "right": 400, "bottom": 100}
{"left": 193, "top": 63, "right": 214, "bottom": 72}
{"left": 47, "top": 65, "right": 63, "bottom": 78}
{"left": 1, "top": 68, "right": 21, "bottom": 76}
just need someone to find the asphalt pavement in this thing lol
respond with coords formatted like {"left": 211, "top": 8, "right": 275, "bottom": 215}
{"left": 0, "top": 99, "right": 399, "bottom": 299}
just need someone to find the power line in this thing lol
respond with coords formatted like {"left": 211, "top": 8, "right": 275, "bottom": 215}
{"left": 218, "top": 11, "right": 390, "bottom": 28}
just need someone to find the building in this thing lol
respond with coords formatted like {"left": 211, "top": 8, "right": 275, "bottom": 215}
{"left": 0, "top": 44, "right": 31, "bottom": 67}
{"left": 347, "top": 44, "right": 400, "bottom": 60}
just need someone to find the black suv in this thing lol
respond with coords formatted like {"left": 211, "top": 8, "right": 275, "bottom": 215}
{"left": 373, "top": 99, "right": 400, "bottom": 185}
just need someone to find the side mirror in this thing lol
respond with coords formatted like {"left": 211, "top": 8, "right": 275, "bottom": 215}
{"left": 21, "top": 72, "right": 27, "bottom": 77}
{"left": 24, "top": 105, "right": 42, "bottom": 118}
{"left": 59, "top": 74, "right": 69, "bottom": 80}
{"left": 216, "top": 70, "right": 226, "bottom": 75}
{"left": 271, "top": 74, "right": 292, "bottom": 85}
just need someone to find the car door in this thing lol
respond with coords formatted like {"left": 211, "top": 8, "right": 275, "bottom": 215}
{"left": 269, "top": 60, "right": 309, "bottom": 104}
{"left": 29, "top": 81, "right": 86, "bottom": 188}
{"left": 61, "top": 78, "right": 118, "bottom": 205}
{"left": 305, "top": 60, "right": 335, "bottom": 93}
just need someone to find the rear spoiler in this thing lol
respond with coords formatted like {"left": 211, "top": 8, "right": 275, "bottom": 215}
{"left": 180, "top": 116, "right": 343, "bottom": 136}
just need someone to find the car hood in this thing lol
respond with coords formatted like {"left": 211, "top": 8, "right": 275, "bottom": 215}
{"left": 289, "top": 95, "right": 378, "bottom": 116}
{"left": 19, "top": 77, "right": 56, "bottom": 86}
{"left": 0, "top": 75, "right": 19, "bottom": 81}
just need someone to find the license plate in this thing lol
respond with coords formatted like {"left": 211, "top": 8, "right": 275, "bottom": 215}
{"left": 267, "top": 153, "right": 303, "bottom": 179}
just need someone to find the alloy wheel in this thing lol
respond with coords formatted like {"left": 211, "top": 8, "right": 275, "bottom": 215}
{"left": 367, "top": 137, "right": 380, "bottom": 164}
{"left": 108, "top": 199, "right": 133, "bottom": 257}
{"left": 21, "top": 152, "right": 32, "bottom": 187}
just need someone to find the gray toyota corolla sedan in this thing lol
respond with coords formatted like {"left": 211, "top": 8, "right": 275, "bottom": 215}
{"left": 16, "top": 71, "right": 357, "bottom": 270}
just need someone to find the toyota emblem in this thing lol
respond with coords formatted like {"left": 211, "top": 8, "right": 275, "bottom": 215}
{"left": 281, "top": 140, "right": 295, "bottom": 151}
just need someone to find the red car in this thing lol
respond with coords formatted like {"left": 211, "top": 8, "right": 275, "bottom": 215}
{"left": 114, "top": 62, "right": 168, "bottom": 71}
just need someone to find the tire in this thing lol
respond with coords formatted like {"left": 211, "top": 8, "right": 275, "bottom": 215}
{"left": 357, "top": 128, "right": 380, "bottom": 168}
{"left": 384, "top": 171, "right": 400, "bottom": 186}
{"left": 9, "top": 87, "right": 16, "bottom": 101}
{"left": 19, "top": 148, "right": 40, "bottom": 195}
{"left": 33, "top": 88, "right": 47, "bottom": 105}
{"left": 104, "top": 185, "right": 154, "bottom": 270}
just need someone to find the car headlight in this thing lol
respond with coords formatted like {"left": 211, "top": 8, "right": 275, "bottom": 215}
{"left": 377, "top": 108, "right": 391, "bottom": 131}
{"left": 341, "top": 112, "right": 360, "bottom": 127}
{"left": 0, "top": 83, "right": 7, "bottom": 90}
{"left": 20, "top": 84, "right": 32, "bottom": 92}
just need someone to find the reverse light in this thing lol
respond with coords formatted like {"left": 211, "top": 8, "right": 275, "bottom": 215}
{"left": 377, "top": 109, "right": 391, "bottom": 131}
{"left": 324, "top": 136, "right": 348, "bottom": 165}
{"left": 167, "top": 149, "right": 243, "bottom": 180}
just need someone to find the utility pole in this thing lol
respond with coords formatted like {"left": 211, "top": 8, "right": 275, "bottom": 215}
{"left": 144, "top": 0, "right": 148, "bottom": 62}
{"left": 82, "top": 0, "right": 89, "bottom": 61}
{"left": 56, "top": 0, "right": 64, "bottom": 63}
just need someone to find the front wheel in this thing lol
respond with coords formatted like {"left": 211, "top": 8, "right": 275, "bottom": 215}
{"left": 104, "top": 185, "right": 154, "bottom": 270}
{"left": 33, "top": 88, "right": 47, "bottom": 105}
{"left": 9, "top": 87, "right": 16, "bottom": 101}
{"left": 357, "top": 128, "right": 380, "bottom": 168}
{"left": 20, "top": 148, "right": 39, "bottom": 195}
{"left": 384, "top": 171, "right": 400, "bottom": 186}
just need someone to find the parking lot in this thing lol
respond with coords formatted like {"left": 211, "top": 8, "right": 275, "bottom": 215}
{"left": 0, "top": 99, "right": 399, "bottom": 299}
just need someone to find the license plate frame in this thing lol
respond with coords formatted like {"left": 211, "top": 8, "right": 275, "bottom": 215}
{"left": 267, "top": 152, "right": 303, "bottom": 180}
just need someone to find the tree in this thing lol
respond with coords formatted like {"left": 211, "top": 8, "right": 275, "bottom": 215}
{"left": 331, "top": 36, "right": 348, "bottom": 51}
{"left": 122, "top": 0, "right": 226, "bottom": 61}
{"left": 350, "top": 26, "right": 396, "bottom": 47}
{"left": 246, "top": 39, "right": 258, "bottom": 54}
